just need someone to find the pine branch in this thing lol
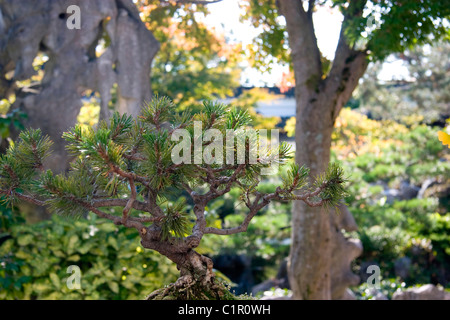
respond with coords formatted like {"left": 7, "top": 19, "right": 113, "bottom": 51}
{"left": 0, "top": 190, "right": 46, "bottom": 206}
{"left": 0, "top": 96, "right": 348, "bottom": 257}
{"left": 203, "top": 162, "right": 347, "bottom": 236}
{"left": 122, "top": 178, "right": 136, "bottom": 224}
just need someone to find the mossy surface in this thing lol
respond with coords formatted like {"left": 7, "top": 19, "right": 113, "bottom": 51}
{"left": 146, "top": 279, "right": 237, "bottom": 300}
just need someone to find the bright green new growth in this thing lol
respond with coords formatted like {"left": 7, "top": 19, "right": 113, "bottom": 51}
{"left": 0, "top": 96, "right": 347, "bottom": 241}
{"left": 161, "top": 199, "right": 190, "bottom": 241}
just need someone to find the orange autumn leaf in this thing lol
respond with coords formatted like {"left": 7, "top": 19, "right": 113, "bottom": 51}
{"left": 438, "top": 131, "right": 450, "bottom": 148}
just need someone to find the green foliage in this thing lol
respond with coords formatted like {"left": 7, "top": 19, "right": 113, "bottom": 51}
{"left": 331, "top": 109, "right": 450, "bottom": 289}
{"left": 359, "top": 225, "right": 410, "bottom": 261}
{"left": 356, "top": 41, "right": 450, "bottom": 124}
{"left": 239, "top": 0, "right": 290, "bottom": 72}
{"left": 39, "top": 170, "right": 94, "bottom": 218}
{"left": 161, "top": 198, "right": 190, "bottom": 240}
{"left": 140, "top": 96, "right": 177, "bottom": 127}
{"left": 13, "top": 129, "right": 53, "bottom": 170}
{"left": 200, "top": 191, "right": 292, "bottom": 283}
{"left": 0, "top": 96, "right": 347, "bottom": 299}
{"left": 355, "top": 1, "right": 450, "bottom": 61}
{"left": 315, "top": 162, "right": 348, "bottom": 209}
{"left": 0, "top": 213, "right": 178, "bottom": 300}
{"left": 242, "top": 0, "right": 450, "bottom": 68}
{"left": 0, "top": 108, "right": 27, "bottom": 139}
{"left": 281, "top": 163, "right": 309, "bottom": 191}
{"left": 0, "top": 129, "right": 52, "bottom": 202}
{"left": 353, "top": 278, "right": 406, "bottom": 300}
{"left": 137, "top": 1, "right": 242, "bottom": 111}
{"left": 0, "top": 202, "right": 24, "bottom": 236}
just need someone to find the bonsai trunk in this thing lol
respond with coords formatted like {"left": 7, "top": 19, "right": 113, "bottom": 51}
{"left": 141, "top": 231, "right": 232, "bottom": 300}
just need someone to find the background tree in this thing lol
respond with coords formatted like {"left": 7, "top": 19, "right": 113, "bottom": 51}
{"left": 356, "top": 40, "right": 450, "bottom": 125}
{"left": 79, "top": 1, "right": 275, "bottom": 133}
{"left": 0, "top": 96, "right": 347, "bottom": 299}
{"left": 138, "top": 1, "right": 283, "bottom": 130}
{"left": 241, "top": 0, "right": 450, "bottom": 299}
{"left": 0, "top": 0, "right": 234, "bottom": 173}
{"left": 137, "top": 0, "right": 243, "bottom": 111}
{"left": 0, "top": 0, "right": 159, "bottom": 173}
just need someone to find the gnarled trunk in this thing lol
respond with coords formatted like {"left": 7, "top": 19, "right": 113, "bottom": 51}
{"left": 141, "top": 228, "right": 232, "bottom": 300}
{"left": 145, "top": 249, "right": 232, "bottom": 300}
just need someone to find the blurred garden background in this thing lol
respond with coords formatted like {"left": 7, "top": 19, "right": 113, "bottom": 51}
{"left": 0, "top": 0, "right": 449, "bottom": 300}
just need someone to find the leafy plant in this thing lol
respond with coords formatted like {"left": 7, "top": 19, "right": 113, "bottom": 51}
{"left": 0, "top": 213, "right": 178, "bottom": 300}
{"left": 0, "top": 108, "right": 27, "bottom": 140}
{"left": 353, "top": 278, "right": 406, "bottom": 300}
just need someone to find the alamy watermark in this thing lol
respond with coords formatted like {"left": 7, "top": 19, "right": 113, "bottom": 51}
{"left": 66, "top": 265, "right": 81, "bottom": 289}
{"left": 66, "top": 5, "right": 81, "bottom": 30}
{"left": 366, "top": 264, "right": 381, "bottom": 289}
{"left": 367, "top": 16, "right": 382, "bottom": 31}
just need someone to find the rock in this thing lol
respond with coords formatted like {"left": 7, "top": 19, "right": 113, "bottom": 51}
{"left": 418, "top": 179, "right": 436, "bottom": 199}
{"left": 330, "top": 204, "right": 363, "bottom": 300}
{"left": 252, "top": 279, "right": 278, "bottom": 296}
{"left": 275, "top": 258, "right": 290, "bottom": 289}
{"left": 394, "top": 257, "right": 412, "bottom": 279}
{"left": 337, "top": 288, "right": 358, "bottom": 300}
{"left": 381, "top": 181, "right": 420, "bottom": 204}
{"left": 398, "top": 181, "right": 420, "bottom": 200}
{"left": 382, "top": 188, "right": 400, "bottom": 204}
{"left": 251, "top": 258, "right": 291, "bottom": 296}
{"left": 259, "top": 288, "right": 292, "bottom": 300}
{"left": 392, "top": 284, "right": 450, "bottom": 300}
{"left": 213, "top": 254, "right": 254, "bottom": 295}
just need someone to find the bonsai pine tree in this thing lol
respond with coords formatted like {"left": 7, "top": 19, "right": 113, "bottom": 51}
{"left": 0, "top": 96, "right": 347, "bottom": 299}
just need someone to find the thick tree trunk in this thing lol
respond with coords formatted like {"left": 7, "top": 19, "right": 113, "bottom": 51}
{"left": 288, "top": 93, "right": 335, "bottom": 299}
{"left": 145, "top": 250, "right": 232, "bottom": 300}
{"left": 141, "top": 227, "right": 232, "bottom": 300}
{"left": 279, "top": 0, "right": 369, "bottom": 300}
{"left": 0, "top": 0, "right": 159, "bottom": 173}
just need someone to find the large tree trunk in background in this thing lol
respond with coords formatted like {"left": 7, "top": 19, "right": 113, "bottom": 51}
{"left": 0, "top": 0, "right": 159, "bottom": 173}
{"left": 290, "top": 96, "right": 334, "bottom": 299}
{"left": 290, "top": 94, "right": 364, "bottom": 299}
{"left": 0, "top": 0, "right": 158, "bottom": 222}
{"left": 279, "top": 0, "right": 368, "bottom": 299}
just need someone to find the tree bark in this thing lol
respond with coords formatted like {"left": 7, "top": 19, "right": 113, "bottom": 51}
{"left": 0, "top": 0, "right": 159, "bottom": 173}
{"left": 141, "top": 226, "right": 230, "bottom": 300}
{"left": 279, "top": 0, "right": 369, "bottom": 299}
{"left": 289, "top": 95, "right": 335, "bottom": 299}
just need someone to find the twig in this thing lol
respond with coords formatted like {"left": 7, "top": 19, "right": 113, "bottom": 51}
{"left": 122, "top": 178, "right": 136, "bottom": 224}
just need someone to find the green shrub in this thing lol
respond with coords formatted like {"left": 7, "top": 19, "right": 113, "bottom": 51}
{"left": 0, "top": 202, "right": 25, "bottom": 236}
{"left": 359, "top": 226, "right": 410, "bottom": 262}
{"left": 0, "top": 213, "right": 178, "bottom": 300}
{"left": 352, "top": 278, "right": 405, "bottom": 300}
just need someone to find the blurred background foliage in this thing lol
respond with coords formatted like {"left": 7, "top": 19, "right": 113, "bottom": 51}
{"left": 330, "top": 108, "right": 450, "bottom": 290}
